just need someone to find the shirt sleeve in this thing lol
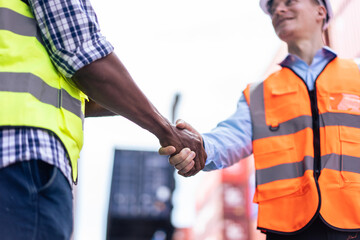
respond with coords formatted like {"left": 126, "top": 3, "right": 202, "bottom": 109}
{"left": 27, "top": 0, "right": 114, "bottom": 78}
{"left": 202, "top": 93, "right": 253, "bottom": 171}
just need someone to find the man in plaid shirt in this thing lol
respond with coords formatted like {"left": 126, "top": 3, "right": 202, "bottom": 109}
{"left": 0, "top": 0, "right": 207, "bottom": 239}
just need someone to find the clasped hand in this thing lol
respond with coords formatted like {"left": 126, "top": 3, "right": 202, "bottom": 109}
{"left": 159, "top": 119, "right": 206, "bottom": 177}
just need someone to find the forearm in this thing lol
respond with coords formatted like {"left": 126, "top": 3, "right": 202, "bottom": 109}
{"left": 72, "top": 52, "right": 172, "bottom": 139}
{"left": 201, "top": 94, "right": 253, "bottom": 170}
{"left": 85, "top": 99, "right": 117, "bottom": 117}
{"left": 202, "top": 132, "right": 252, "bottom": 171}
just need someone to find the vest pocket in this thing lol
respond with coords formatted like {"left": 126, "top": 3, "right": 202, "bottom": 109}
{"left": 267, "top": 85, "right": 301, "bottom": 124}
{"left": 254, "top": 136, "right": 303, "bottom": 202}
{"left": 328, "top": 93, "right": 360, "bottom": 113}
{"left": 339, "top": 126, "right": 360, "bottom": 187}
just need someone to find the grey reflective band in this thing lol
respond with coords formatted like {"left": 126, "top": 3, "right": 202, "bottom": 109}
{"left": 256, "top": 156, "right": 314, "bottom": 186}
{"left": 320, "top": 112, "right": 360, "bottom": 128}
{"left": 252, "top": 111, "right": 360, "bottom": 140}
{"left": 256, "top": 154, "right": 360, "bottom": 186}
{"left": 0, "top": 7, "right": 44, "bottom": 45}
{"left": 322, "top": 154, "right": 360, "bottom": 174}
{"left": 254, "top": 115, "right": 313, "bottom": 140}
{"left": 61, "top": 89, "right": 82, "bottom": 119}
{"left": 342, "top": 155, "right": 360, "bottom": 174}
{"left": 249, "top": 81, "right": 266, "bottom": 138}
{"left": 0, "top": 72, "right": 83, "bottom": 119}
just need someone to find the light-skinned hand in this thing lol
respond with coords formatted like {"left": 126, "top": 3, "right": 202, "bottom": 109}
{"left": 159, "top": 119, "right": 206, "bottom": 177}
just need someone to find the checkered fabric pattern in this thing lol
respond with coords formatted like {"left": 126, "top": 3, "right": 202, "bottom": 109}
{"left": 27, "top": 0, "right": 114, "bottom": 78}
{"left": 0, "top": 128, "right": 73, "bottom": 185}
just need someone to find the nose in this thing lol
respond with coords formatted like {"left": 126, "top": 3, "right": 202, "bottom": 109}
{"left": 272, "top": 2, "right": 287, "bottom": 16}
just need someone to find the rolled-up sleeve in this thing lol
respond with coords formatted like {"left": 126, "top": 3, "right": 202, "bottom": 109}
{"left": 202, "top": 93, "right": 253, "bottom": 171}
{"left": 28, "top": 0, "right": 114, "bottom": 78}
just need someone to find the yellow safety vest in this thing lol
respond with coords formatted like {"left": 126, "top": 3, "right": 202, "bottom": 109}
{"left": 244, "top": 58, "right": 360, "bottom": 233}
{"left": 0, "top": 0, "right": 86, "bottom": 182}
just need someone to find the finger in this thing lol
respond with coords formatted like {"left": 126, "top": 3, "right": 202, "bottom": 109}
{"left": 176, "top": 120, "right": 192, "bottom": 131}
{"left": 175, "top": 119, "right": 186, "bottom": 129}
{"left": 182, "top": 165, "right": 197, "bottom": 177}
{"left": 168, "top": 148, "right": 191, "bottom": 166}
{"left": 176, "top": 120, "right": 199, "bottom": 137}
{"left": 180, "top": 168, "right": 194, "bottom": 177}
{"left": 178, "top": 160, "right": 195, "bottom": 176}
{"left": 183, "top": 169, "right": 197, "bottom": 177}
{"left": 178, "top": 171, "right": 188, "bottom": 177}
{"left": 188, "top": 157, "right": 203, "bottom": 176}
{"left": 199, "top": 151, "right": 207, "bottom": 169}
{"left": 179, "top": 167, "right": 196, "bottom": 177}
{"left": 158, "top": 146, "right": 176, "bottom": 155}
{"left": 175, "top": 151, "right": 195, "bottom": 171}
{"left": 193, "top": 155, "right": 201, "bottom": 172}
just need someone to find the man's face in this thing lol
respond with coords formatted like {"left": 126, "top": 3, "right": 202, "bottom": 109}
{"left": 269, "top": 0, "right": 324, "bottom": 42}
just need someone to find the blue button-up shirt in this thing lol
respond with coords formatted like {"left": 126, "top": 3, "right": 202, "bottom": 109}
{"left": 202, "top": 47, "right": 357, "bottom": 171}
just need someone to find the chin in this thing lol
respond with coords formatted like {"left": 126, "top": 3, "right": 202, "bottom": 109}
{"left": 276, "top": 29, "right": 295, "bottom": 42}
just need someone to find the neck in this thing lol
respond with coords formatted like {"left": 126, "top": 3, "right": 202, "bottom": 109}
{"left": 287, "top": 33, "right": 325, "bottom": 65}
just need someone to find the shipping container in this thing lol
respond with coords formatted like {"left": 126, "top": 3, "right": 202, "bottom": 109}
{"left": 192, "top": 157, "right": 252, "bottom": 240}
{"left": 107, "top": 149, "right": 175, "bottom": 240}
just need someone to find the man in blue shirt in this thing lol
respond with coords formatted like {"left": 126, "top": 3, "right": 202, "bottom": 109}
{"left": 160, "top": 0, "right": 360, "bottom": 239}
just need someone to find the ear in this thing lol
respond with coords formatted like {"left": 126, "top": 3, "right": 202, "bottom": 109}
{"left": 316, "top": 5, "right": 327, "bottom": 23}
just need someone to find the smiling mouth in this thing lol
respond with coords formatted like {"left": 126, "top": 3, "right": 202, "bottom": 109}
{"left": 276, "top": 18, "right": 293, "bottom": 27}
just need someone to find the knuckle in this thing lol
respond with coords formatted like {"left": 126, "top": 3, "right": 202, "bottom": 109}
{"left": 179, "top": 149, "right": 189, "bottom": 159}
{"left": 183, "top": 164, "right": 192, "bottom": 173}
{"left": 169, "top": 157, "right": 178, "bottom": 166}
{"left": 175, "top": 162, "right": 183, "bottom": 170}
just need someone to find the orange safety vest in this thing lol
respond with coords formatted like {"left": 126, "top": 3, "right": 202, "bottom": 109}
{"left": 244, "top": 57, "right": 360, "bottom": 233}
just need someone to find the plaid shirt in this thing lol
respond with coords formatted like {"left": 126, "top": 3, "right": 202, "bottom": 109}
{"left": 0, "top": 0, "right": 114, "bottom": 184}
{"left": 0, "top": 128, "right": 73, "bottom": 185}
{"left": 27, "top": 0, "right": 114, "bottom": 78}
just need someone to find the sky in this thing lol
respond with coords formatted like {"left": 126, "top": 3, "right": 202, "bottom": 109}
{"left": 74, "top": 1, "right": 281, "bottom": 239}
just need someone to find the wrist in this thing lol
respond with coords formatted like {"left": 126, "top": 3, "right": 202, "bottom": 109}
{"left": 153, "top": 118, "right": 175, "bottom": 144}
{"left": 141, "top": 109, "right": 174, "bottom": 142}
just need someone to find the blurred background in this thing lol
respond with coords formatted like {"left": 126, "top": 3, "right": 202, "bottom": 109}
{"left": 73, "top": 0, "right": 360, "bottom": 239}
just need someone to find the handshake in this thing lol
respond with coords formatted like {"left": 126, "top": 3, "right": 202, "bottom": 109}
{"left": 158, "top": 119, "right": 207, "bottom": 177}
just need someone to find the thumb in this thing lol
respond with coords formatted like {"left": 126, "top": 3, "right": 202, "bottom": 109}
{"left": 175, "top": 119, "right": 186, "bottom": 129}
{"left": 158, "top": 146, "right": 176, "bottom": 155}
{"left": 176, "top": 119, "right": 198, "bottom": 136}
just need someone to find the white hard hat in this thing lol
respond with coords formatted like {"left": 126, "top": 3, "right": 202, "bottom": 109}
{"left": 259, "top": 0, "right": 333, "bottom": 30}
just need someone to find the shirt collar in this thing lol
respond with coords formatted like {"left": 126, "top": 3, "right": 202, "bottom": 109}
{"left": 280, "top": 46, "right": 337, "bottom": 69}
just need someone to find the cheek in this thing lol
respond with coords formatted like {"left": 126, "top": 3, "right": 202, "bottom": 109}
{"left": 271, "top": 18, "right": 276, "bottom": 28}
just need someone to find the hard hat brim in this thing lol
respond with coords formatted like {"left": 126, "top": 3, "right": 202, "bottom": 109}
{"left": 259, "top": 0, "right": 333, "bottom": 30}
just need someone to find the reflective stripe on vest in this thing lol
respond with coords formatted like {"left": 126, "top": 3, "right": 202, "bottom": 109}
{"left": 0, "top": 1, "right": 85, "bottom": 182}
{"left": 0, "top": 72, "right": 83, "bottom": 119}
{"left": 245, "top": 58, "right": 360, "bottom": 233}
{"left": 0, "top": 7, "right": 43, "bottom": 44}
{"left": 256, "top": 154, "right": 360, "bottom": 186}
